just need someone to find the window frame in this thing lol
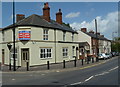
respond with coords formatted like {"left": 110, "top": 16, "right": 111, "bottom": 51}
{"left": 40, "top": 48, "right": 52, "bottom": 59}
{"left": 43, "top": 29, "right": 49, "bottom": 40}
{"left": 63, "top": 47, "right": 68, "bottom": 58}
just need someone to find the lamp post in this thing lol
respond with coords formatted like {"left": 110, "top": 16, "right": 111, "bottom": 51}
{"left": 95, "top": 19, "right": 99, "bottom": 62}
{"left": 13, "top": 0, "right": 16, "bottom": 71}
{"left": 7, "top": 43, "right": 12, "bottom": 70}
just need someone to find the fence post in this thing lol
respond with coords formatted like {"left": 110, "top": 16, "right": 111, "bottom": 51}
{"left": 63, "top": 60, "right": 65, "bottom": 68}
{"left": 47, "top": 61, "right": 50, "bottom": 70}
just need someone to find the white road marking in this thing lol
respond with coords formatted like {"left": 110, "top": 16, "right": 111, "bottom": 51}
{"left": 95, "top": 72, "right": 109, "bottom": 77}
{"left": 56, "top": 70, "right": 60, "bottom": 72}
{"left": 70, "top": 81, "right": 82, "bottom": 85}
{"left": 41, "top": 74, "right": 45, "bottom": 75}
{"left": 12, "top": 79, "right": 15, "bottom": 81}
{"left": 109, "top": 66, "right": 118, "bottom": 72}
{"left": 84, "top": 76, "right": 94, "bottom": 82}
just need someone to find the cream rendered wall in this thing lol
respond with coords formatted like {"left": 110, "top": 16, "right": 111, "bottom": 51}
{"left": 77, "top": 30, "right": 92, "bottom": 54}
{"left": 2, "top": 26, "right": 79, "bottom": 66}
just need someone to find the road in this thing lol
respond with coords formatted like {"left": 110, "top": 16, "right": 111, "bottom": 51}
{"left": 2, "top": 56, "right": 119, "bottom": 87}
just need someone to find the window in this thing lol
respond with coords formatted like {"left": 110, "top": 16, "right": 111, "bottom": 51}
{"left": 43, "top": 29, "right": 48, "bottom": 40}
{"left": 63, "top": 48, "right": 68, "bottom": 57}
{"left": 72, "top": 33, "right": 74, "bottom": 42}
{"left": 11, "top": 48, "right": 18, "bottom": 59}
{"left": 63, "top": 32, "right": 66, "bottom": 41}
{"left": 40, "top": 48, "right": 52, "bottom": 58}
{"left": 72, "top": 46, "right": 75, "bottom": 58}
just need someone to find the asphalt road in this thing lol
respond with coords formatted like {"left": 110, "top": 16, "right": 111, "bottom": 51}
{"left": 2, "top": 56, "right": 119, "bottom": 86}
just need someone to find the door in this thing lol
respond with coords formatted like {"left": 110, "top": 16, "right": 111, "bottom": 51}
{"left": 21, "top": 49, "right": 29, "bottom": 67}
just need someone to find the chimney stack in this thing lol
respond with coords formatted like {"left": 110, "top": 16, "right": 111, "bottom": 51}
{"left": 100, "top": 35, "right": 104, "bottom": 37}
{"left": 43, "top": 2, "right": 50, "bottom": 22}
{"left": 89, "top": 30, "right": 94, "bottom": 34}
{"left": 56, "top": 9, "right": 62, "bottom": 24}
{"left": 96, "top": 32, "right": 100, "bottom": 35}
{"left": 81, "top": 28, "right": 87, "bottom": 32}
{"left": 16, "top": 14, "right": 25, "bottom": 22}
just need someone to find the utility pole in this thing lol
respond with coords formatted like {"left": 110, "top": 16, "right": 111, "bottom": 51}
{"left": 13, "top": 0, "right": 16, "bottom": 71}
{"left": 95, "top": 19, "right": 99, "bottom": 62}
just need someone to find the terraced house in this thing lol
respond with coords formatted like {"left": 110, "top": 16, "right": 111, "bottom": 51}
{"left": 2, "top": 3, "right": 78, "bottom": 67}
{"left": 77, "top": 28, "right": 111, "bottom": 59}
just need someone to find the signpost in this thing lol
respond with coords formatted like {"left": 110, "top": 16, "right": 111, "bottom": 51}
{"left": 7, "top": 43, "right": 12, "bottom": 70}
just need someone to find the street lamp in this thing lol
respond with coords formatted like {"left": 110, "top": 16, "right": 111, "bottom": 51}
{"left": 7, "top": 43, "right": 12, "bottom": 70}
{"left": 95, "top": 19, "right": 99, "bottom": 62}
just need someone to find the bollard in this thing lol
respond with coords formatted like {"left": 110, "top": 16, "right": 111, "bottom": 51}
{"left": 63, "top": 60, "right": 65, "bottom": 68}
{"left": 81, "top": 59, "right": 84, "bottom": 65}
{"left": 0, "top": 62, "right": 1, "bottom": 70}
{"left": 87, "top": 57, "right": 89, "bottom": 64}
{"left": 26, "top": 62, "right": 29, "bottom": 71}
{"left": 74, "top": 59, "right": 76, "bottom": 67}
{"left": 47, "top": 61, "right": 50, "bottom": 70}
{"left": 9, "top": 63, "right": 11, "bottom": 70}
{"left": 92, "top": 58, "right": 94, "bottom": 63}
{"left": 96, "top": 57, "right": 99, "bottom": 62}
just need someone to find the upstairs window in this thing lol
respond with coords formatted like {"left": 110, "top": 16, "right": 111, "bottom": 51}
{"left": 63, "top": 31, "right": 66, "bottom": 41}
{"left": 43, "top": 29, "right": 48, "bottom": 40}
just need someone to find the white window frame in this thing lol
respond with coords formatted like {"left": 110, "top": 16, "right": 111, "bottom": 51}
{"left": 63, "top": 47, "right": 68, "bottom": 57}
{"left": 40, "top": 48, "right": 52, "bottom": 59}
{"left": 43, "top": 29, "right": 48, "bottom": 40}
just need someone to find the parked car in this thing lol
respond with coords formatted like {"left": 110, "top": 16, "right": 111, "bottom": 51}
{"left": 111, "top": 52, "right": 116, "bottom": 57}
{"left": 116, "top": 52, "right": 120, "bottom": 56}
{"left": 98, "top": 53, "right": 108, "bottom": 60}
{"left": 105, "top": 53, "right": 112, "bottom": 58}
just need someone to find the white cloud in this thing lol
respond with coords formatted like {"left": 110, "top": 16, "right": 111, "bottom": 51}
{"left": 70, "top": 11, "right": 118, "bottom": 40}
{"left": 65, "top": 12, "right": 80, "bottom": 18}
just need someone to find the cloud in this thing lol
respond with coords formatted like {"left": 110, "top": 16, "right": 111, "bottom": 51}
{"left": 70, "top": 11, "right": 118, "bottom": 40}
{"left": 65, "top": 12, "right": 80, "bottom": 18}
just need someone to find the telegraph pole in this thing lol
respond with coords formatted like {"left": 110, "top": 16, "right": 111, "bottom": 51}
{"left": 95, "top": 19, "right": 99, "bottom": 62}
{"left": 13, "top": 0, "right": 16, "bottom": 71}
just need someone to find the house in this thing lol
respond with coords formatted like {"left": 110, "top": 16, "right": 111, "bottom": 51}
{"left": 77, "top": 28, "right": 111, "bottom": 59}
{"left": 1, "top": 3, "right": 79, "bottom": 67}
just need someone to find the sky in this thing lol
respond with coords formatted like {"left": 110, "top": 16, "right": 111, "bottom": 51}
{"left": 2, "top": 2, "right": 118, "bottom": 40}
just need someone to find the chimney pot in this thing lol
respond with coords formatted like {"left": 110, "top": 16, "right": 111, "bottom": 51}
{"left": 89, "top": 30, "right": 94, "bottom": 34}
{"left": 81, "top": 28, "right": 87, "bottom": 32}
{"left": 96, "top": 32, "right": 100, "bottom": 35}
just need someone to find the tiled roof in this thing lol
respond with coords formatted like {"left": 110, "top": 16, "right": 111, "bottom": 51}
{"left": 3, "top": 14, "right": 77, "bottom": 33}
{"left": 84, "top": 32, "right": 110, "bottom": 41}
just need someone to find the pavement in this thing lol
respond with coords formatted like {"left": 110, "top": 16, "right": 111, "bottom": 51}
{"left": 1, "top": 57, "right": 117, "bottom": 73}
